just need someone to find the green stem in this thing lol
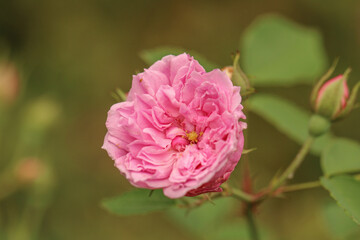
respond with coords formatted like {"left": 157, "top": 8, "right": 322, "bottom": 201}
{"left": 270, "top": 136, "right": 314, "bottom": 192}
{"left": 281, "top": 180, "right": 321, "bottom": 193}
{"left": 281, "top": 173, "right": 360, "bottom": 194}
{"left": 246, "top": 206, "right": 260, "bottom": 240}
{"left": 231, "top": 188, "right": 255, "bottom": 202}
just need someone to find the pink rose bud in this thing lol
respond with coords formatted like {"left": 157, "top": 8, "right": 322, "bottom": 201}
{"left": 309, "top": 64, "right": 360, "bottom": 137}
{"left": 0, "top": 62, "right": 19, "bottom": 105}
{"left": 103, "top": 53, "right": 246, "bottom": 199}
{"left": 311, "top": 65, "right": 360, "bottom": 121}
{"left": 315, "top": 74, "right": 349, "bottom": 119}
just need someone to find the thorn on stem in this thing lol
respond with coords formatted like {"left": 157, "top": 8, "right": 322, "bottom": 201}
{"left": 148, "top": 190, "right": 154, "bottom": 197}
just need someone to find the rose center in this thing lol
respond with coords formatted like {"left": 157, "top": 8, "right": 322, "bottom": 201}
{"left": 171, "top": 131, "right": 203, "bottom": 152}
{"left": 186, "top": 131, "right": 199, "bottom": 143}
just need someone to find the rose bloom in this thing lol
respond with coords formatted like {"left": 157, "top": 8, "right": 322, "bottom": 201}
{"left": 102, "top": 53, "right": 246, "bottom": 198}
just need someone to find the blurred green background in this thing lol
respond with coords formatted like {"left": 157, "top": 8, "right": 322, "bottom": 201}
{"left": 0, "top": 0, "right": 360, "bottom": 239}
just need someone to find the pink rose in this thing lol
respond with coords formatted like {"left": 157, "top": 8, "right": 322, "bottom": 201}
{"left": 102, "top": 53, "right": 246, "bottom": 198}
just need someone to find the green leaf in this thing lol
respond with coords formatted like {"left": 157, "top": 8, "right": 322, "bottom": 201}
{"left": 102, "top": 189, "right": 175, "bottom": 216}
{"left": 241, "top": 14, "right": 327, "bottom": 86}
{"left": 321, "top": 138, "right": 360, "bottom": 176}
{"left": 247, "top": 94, "right": 332, "bottom": 155}
{"left": 321, "top": 175, "right": 360, "bottom": 225}
{"left": 323, "top": 203, "right": 360, "bottom": 239}
{"left": 139, "top": 46, "right": 218, "bottom": 72}
{"left": 167, "top": 198, "right": 235, "bottom": 237}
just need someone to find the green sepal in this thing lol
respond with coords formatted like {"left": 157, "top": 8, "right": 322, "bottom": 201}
{"left": 310, "top": 58, "right": 339, "bottom": 108}
{"left": 231, "top": 52, "right": 252, "bottom": 97}
{"left": 242, "top": 148, "right": 257, "bottom": 155}
{"left": 111, "top": 88, "right": 127, "bottom": 102}
{"left": 337, "top": 81, "right": 360, "bottom": 119}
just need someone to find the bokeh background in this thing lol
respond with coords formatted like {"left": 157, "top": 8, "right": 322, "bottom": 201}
{"left": 1, "top": 0, "right": 360, "bottom": 239}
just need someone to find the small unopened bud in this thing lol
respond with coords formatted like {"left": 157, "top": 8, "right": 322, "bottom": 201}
{"left": 222, "top": 52, "right": 253, "bottom": 97}
{"left": 315, "top": 74, "right": 349, "bottom": 119}
{"left": 0, "top": 62, "right": 19, "bottom": 105}
{"left": 311, "top": 62, "right": 359, "bottom": 121}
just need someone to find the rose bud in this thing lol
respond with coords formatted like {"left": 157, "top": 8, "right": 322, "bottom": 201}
{"left": 315, "top": 73, "right": 349, "bottom": 119}
{"left": 311, "top": 67, "right": 360, "bottom": 121}
{"left": 0, "top": 61, "right": 19, "bottom": 105}
{"left": 103, "top": 53, "right": 246, "bottom": 199}
{"left": 221, "top": 52, "right": 253, "bottom": 97}
{"left": 309, "top": 64, "right": 360, "bottom": 137}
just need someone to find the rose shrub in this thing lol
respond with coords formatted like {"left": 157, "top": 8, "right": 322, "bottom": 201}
{"left": 103, "top": 53, "right": 246, "bottom": 198}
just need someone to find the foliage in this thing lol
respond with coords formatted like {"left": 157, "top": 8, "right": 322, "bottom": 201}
{"left": 240, "top": 14, "right": 327, "bottom": 86}
{"left": 246, "top": 93, "right": 332, "bottom": 155}
{"left": 321, "top": 176, "right": 360, "bottom": 225}
{"left": 102, "top": 189, "right": 175, "bottom": 216}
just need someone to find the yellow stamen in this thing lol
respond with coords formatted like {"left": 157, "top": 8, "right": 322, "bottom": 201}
{"left": 186, "top": 131, "right": 199, "bottom": 143}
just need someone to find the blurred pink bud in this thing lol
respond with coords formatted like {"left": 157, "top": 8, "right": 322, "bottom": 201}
{"left": 15, "top": 158, "right": 43, "bottom": 184}
{"left": 0, "top": 62, "right": 19, "bottom": 105}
